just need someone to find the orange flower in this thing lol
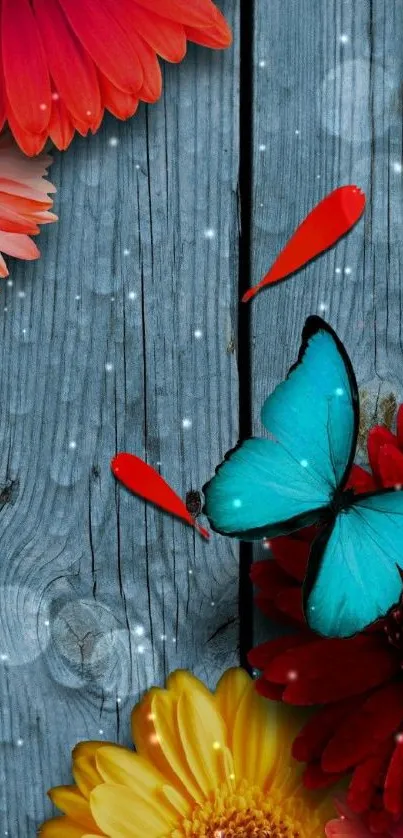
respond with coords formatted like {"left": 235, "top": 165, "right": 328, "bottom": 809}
{"left": 0, "top": 0, "right": 232, "bottom": 156}
{"left": 0, "top": 134, "right": 57, "bottom": 277}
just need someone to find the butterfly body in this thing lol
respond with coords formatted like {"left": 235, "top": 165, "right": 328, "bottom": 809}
{"left": 203, "top": 316, "right": 403, "bottom": 639}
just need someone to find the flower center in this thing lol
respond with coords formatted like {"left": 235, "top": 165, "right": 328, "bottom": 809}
{"left": 172, "top": 781, "right": 312, "bottom": 838}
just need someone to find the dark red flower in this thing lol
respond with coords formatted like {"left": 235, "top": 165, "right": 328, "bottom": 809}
{"left": 248, "top": 434, "right": 403, "bottom": 834}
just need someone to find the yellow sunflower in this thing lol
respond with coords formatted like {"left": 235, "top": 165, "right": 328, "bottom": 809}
{"left": 40, "top": 668, "right": 334, "bottom": 838}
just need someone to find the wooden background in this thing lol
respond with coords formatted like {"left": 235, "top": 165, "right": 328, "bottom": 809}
{"left": 0, "top": 0, "right": 402, "bottom": 833}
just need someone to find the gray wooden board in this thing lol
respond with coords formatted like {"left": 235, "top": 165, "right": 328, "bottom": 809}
{"left": 0, "top": 2, "right": 240, "bottom": 831}
{"left": 251, "top": 1, "right": 403, "bottom": 644}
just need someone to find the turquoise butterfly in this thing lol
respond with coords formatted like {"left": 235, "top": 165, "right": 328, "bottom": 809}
{"left": 203, "top": 316, "right": 403, "bottom": 639}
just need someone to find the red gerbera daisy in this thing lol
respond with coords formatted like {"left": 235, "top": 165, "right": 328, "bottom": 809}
{"left": 248, "top": 419, "right": 403, "bottom": 834}
{"left": 0, "top": 0, "right": 231, "bottom": 156}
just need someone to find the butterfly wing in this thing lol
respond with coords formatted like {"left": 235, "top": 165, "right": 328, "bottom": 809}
{"left": 305, "top": 490, "right": 403, "bottom": 638}
{"left": 203, "top": 316, "right": 358, "bottom": 538}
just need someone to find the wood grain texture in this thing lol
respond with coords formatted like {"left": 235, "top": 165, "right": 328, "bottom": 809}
{"left": 251, "top": 0, "right": 403, "bottom": 644}
{"left": 0, "top": 4, "right": 240, "bottom": 831}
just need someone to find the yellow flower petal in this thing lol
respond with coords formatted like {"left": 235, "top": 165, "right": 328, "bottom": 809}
{"left": 131, "top": 688, "right": 203, "bottom": 805}
{"left": 176, "top": 688, "right": 231, "bottom": 795}
{"left": 214, "top": 667, "right": 251, "bottom": 750}
{"left": 90, "top": 784, "right": 171, "bottom": 838}
{"left": 72, "top": 742, "right": 110, "bottom": 798}
{"left": 39, "top": 815, "right": 99, "bottom": 837}
{"left": 232, "top": 678, "right": 280, "bottom": 787}
{"left": 48, "top": 786, "right": 100, "bottom": 832}
{"left": 166, "top": 670, "right": 212, "bottom": 700}
{"left": 95, "top": 746, "right": 179, "bottom": 826}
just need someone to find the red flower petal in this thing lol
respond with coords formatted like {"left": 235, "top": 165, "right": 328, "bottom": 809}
{"left": 384, "top": 739, "right": 403, "bottom": 816}
{"left": 377, "top": 444, "right": 403, "bottom": 489}
{"left": 266, "top": 634, "right": 398, "bottom": 704}
{"left": 242, "top": 186, "right": 366, "bottom": 302}
{"left": 184, "top": 11, "right": 232, "bottom": 49}
{"left": 248, "top": 633, "right": 312, "bottom": 673}
{"left": 98, "top": 73, "right": 139, "bottom": 120}
{"left": 397, "top": 405, "right": 403, "bottom": 448}
{"left": 303, "top": 762, "right": 344, "bottom": 790}
{"left": 2, "top": 0, "right": 51, "bottom": 135}
{"left": 6, "top": 106, "right": 47, "bottom": 156}
{"left": 347, "top": 464, "right": 377, "bottom": 493}
{"left": 348, "top": 742, "right": 393, "bottom": 814}
{"left": 367, "top": 426, "right": 397, "bottom": 482}
{"left": 133, "top": 35, "right": 162, "bottom": 103}
{"left": 131, "top": 3, "right": 187, "bottom": 63}
{"left": 270, "top": 534, "right": 311, "bottom": 582}
{"left": 250, "top": 558, "right": 292, "bottom": 590}
{"left": 254, "top": 677, "right": 285, "bottom": 701}
{"left": 134, "top": 0, "right": 218, "bottom": 28}
{"left": 293, "top": 698, "right": 362, "bottom": 763}
{"left": 48, "top": 95, "right": 75, "bottom": 150}
{"left": 322, "top": 683, "right": 403, "bottom": 772}
{"left": 58, "top": 0, "right": 144, "bottom": 94}
{"left": 33, "top": 0, "right": 102, "bottom": 129}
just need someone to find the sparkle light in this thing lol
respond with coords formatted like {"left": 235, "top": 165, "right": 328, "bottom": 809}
{"left": 212, "top": 741, "right": 221, "bottom": 750}
{"left": 134, "top": 625, "right": 144, "bottom": 637}
{"left": 233, "top": 498, "right": 242, "bottom": 508}
{"left": 182, "top": 418, "right": 192, "bottom": 429}
{"left": 287, "top": 669, "right": 298, "bottom": 681}
{"left": 392, "top": 161, "right": 403, "bottom": 174}
{"left": 75, "top": 294, "right": 81, "bottom": 301}
{"left": 194, "top": 329, "right": 203, "bottom": 339}
{"left": 69, "top": 440, "right": 77, "bottom": 450}
{"left": 335, "top": 267, "right": 342, "bottom": 274}
{"left": 18, "top": 291, "right": 25, "bottom": 299}
{"left": 204, "top": 228, "right": 216, "bottom": 239}
{"left": 258, "top": 59, "right": 266, "bottom": 67}
{"left": 128, "top": 291, "right": 137, "bottom": 300}
{"left": 105, "top": 362, "right": 113, "bottom": 372}
{"left": 300, "top": 459, "right": 308, "bottom": 468}
{"left": 137, "top": 645, "right": 145, "bottom": 654}
{"left": 339, "top": 33, "right": 349, "bottom": 43}
{"left": 344, "top": 266, "right": 352, "bottom": 275}
{"left": 319, "top": 302, "right": 328, "bottom": 312}
{"left": 123, "top": 248, "right": 131, "bottom": 256}
{"left": 16, "top": 739, "right": 24, "bottom": 747}
{"left": 259, "top": 144, "right": 266, "bottom": 151}
{"left": 109, "top": 137, "right": 119, "bottom": 147}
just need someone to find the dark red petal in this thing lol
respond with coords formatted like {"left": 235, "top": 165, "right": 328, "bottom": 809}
{"left": 368, "top": 426, "right": 397, "bottom": 482}
{"left": 254, "top": 677, "right": 284, "bottom": 701}
{"left": 292, "top": 698, "right": 363, "bottom": 763}
{"left": 254, "top": 593, "right": 295, "bottom": 626}
{"left": 347, "top": 464, "right": 376, "bottom": 493}
{"left": 250, "top": 558, "right": 291, "bottom": 589}
{"left": 323, "top": 683, "right": 403, "bottom": 772}
{"left": 397, "top": 405, "right": 403, "bottom": 448}
{"left": 367, "top": 809, "right": 396, "bottom": 834}
{"left": 302, "top": 762, "right": 344, "bottom": 790}
{"left": 266, "top": 634, "right": 397, "bottom": 705}
{"left": 248, "top": 633, "right": 312, "bottom": 672}
{"left": 348, "top": 741, "right": 393, "bottom": 814}
{"left": 384, "top": 739, "right": 403, "bottom": 815}
{"left": 270, "top": 535, "right": 311, "bottom": 582}
{"left": 377, "top": 444, "right": 403, "bottom": 489}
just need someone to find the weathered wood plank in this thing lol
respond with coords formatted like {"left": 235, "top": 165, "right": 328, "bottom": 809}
{"left": 0, "top": 5, "right": 240, "bottom": 831}
{"left": 251, "top": 0, "right": 403, "bottom": 644}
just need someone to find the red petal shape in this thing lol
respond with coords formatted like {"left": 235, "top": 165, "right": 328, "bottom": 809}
{"left": 377, "top": 444, "right": 403, "bottom": 489}
{"left": 33, "top": 0, "right": 102, "bottom": 129}
{"left": 347, "top": 464, "right": 376, "bottom": 493}
{"left": 250, "top": 557, "right": 291, "bottom": 589}
{"left": 184, "top": 12, "right": 233, "bottom": 49}
{"left": 111, "top": 453, "right": 209, "bottom": 539}
{"left": 98, "top": 73, "right": 139, "bottom": 120}
{"left": 242, "top": 185, "right": 366, "bottom": 302}
{"left": 292, "top": 698, "right": 362, "bottom": 763}
{"left": 385, "top": 739, "right": 403, "bottom": 815}
{"left": 48, "top": 96, "right": 75, "bottom": 150}
{"left": 303, "top": 762, "right": 344, "bottom": 790}
{"left": 348, "top": 744, "right": 392, "bottom": 814}
{"left": 134, "top": 0, "right": 218, "bottom": 28}
{"left": 322, "top": 683, "right": 403, "bottom": 772}
{"left": 58, "top": 0, "right": 143, "bottom": 94}
{"left": 254, "top": 677, "right": 285, "bottom": 701}
{"left": 130, "top": 3, "right": 187, "bottom": 62}
{"left": 397, "top": 405, "right": 403, "bottom": 448}
{"left": 367, "top": 426, "right": 397, "bottom": 482}
{"left": 2, "top": 0, "right": 51, "bottom": 136}
{"left": 248, "top": 633, "right": 312, "bottom": 672}
{"left": 133, "top": 35, "right": 162, "bottom": 103}
{"left": 270, "top": 534, "right": 311, "bottom": 582}
{"left": 266, "top": 634, "right": 397, "bottom": 705}
{"left": 6, "top": 106, "right": 47, "bottom": 156}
